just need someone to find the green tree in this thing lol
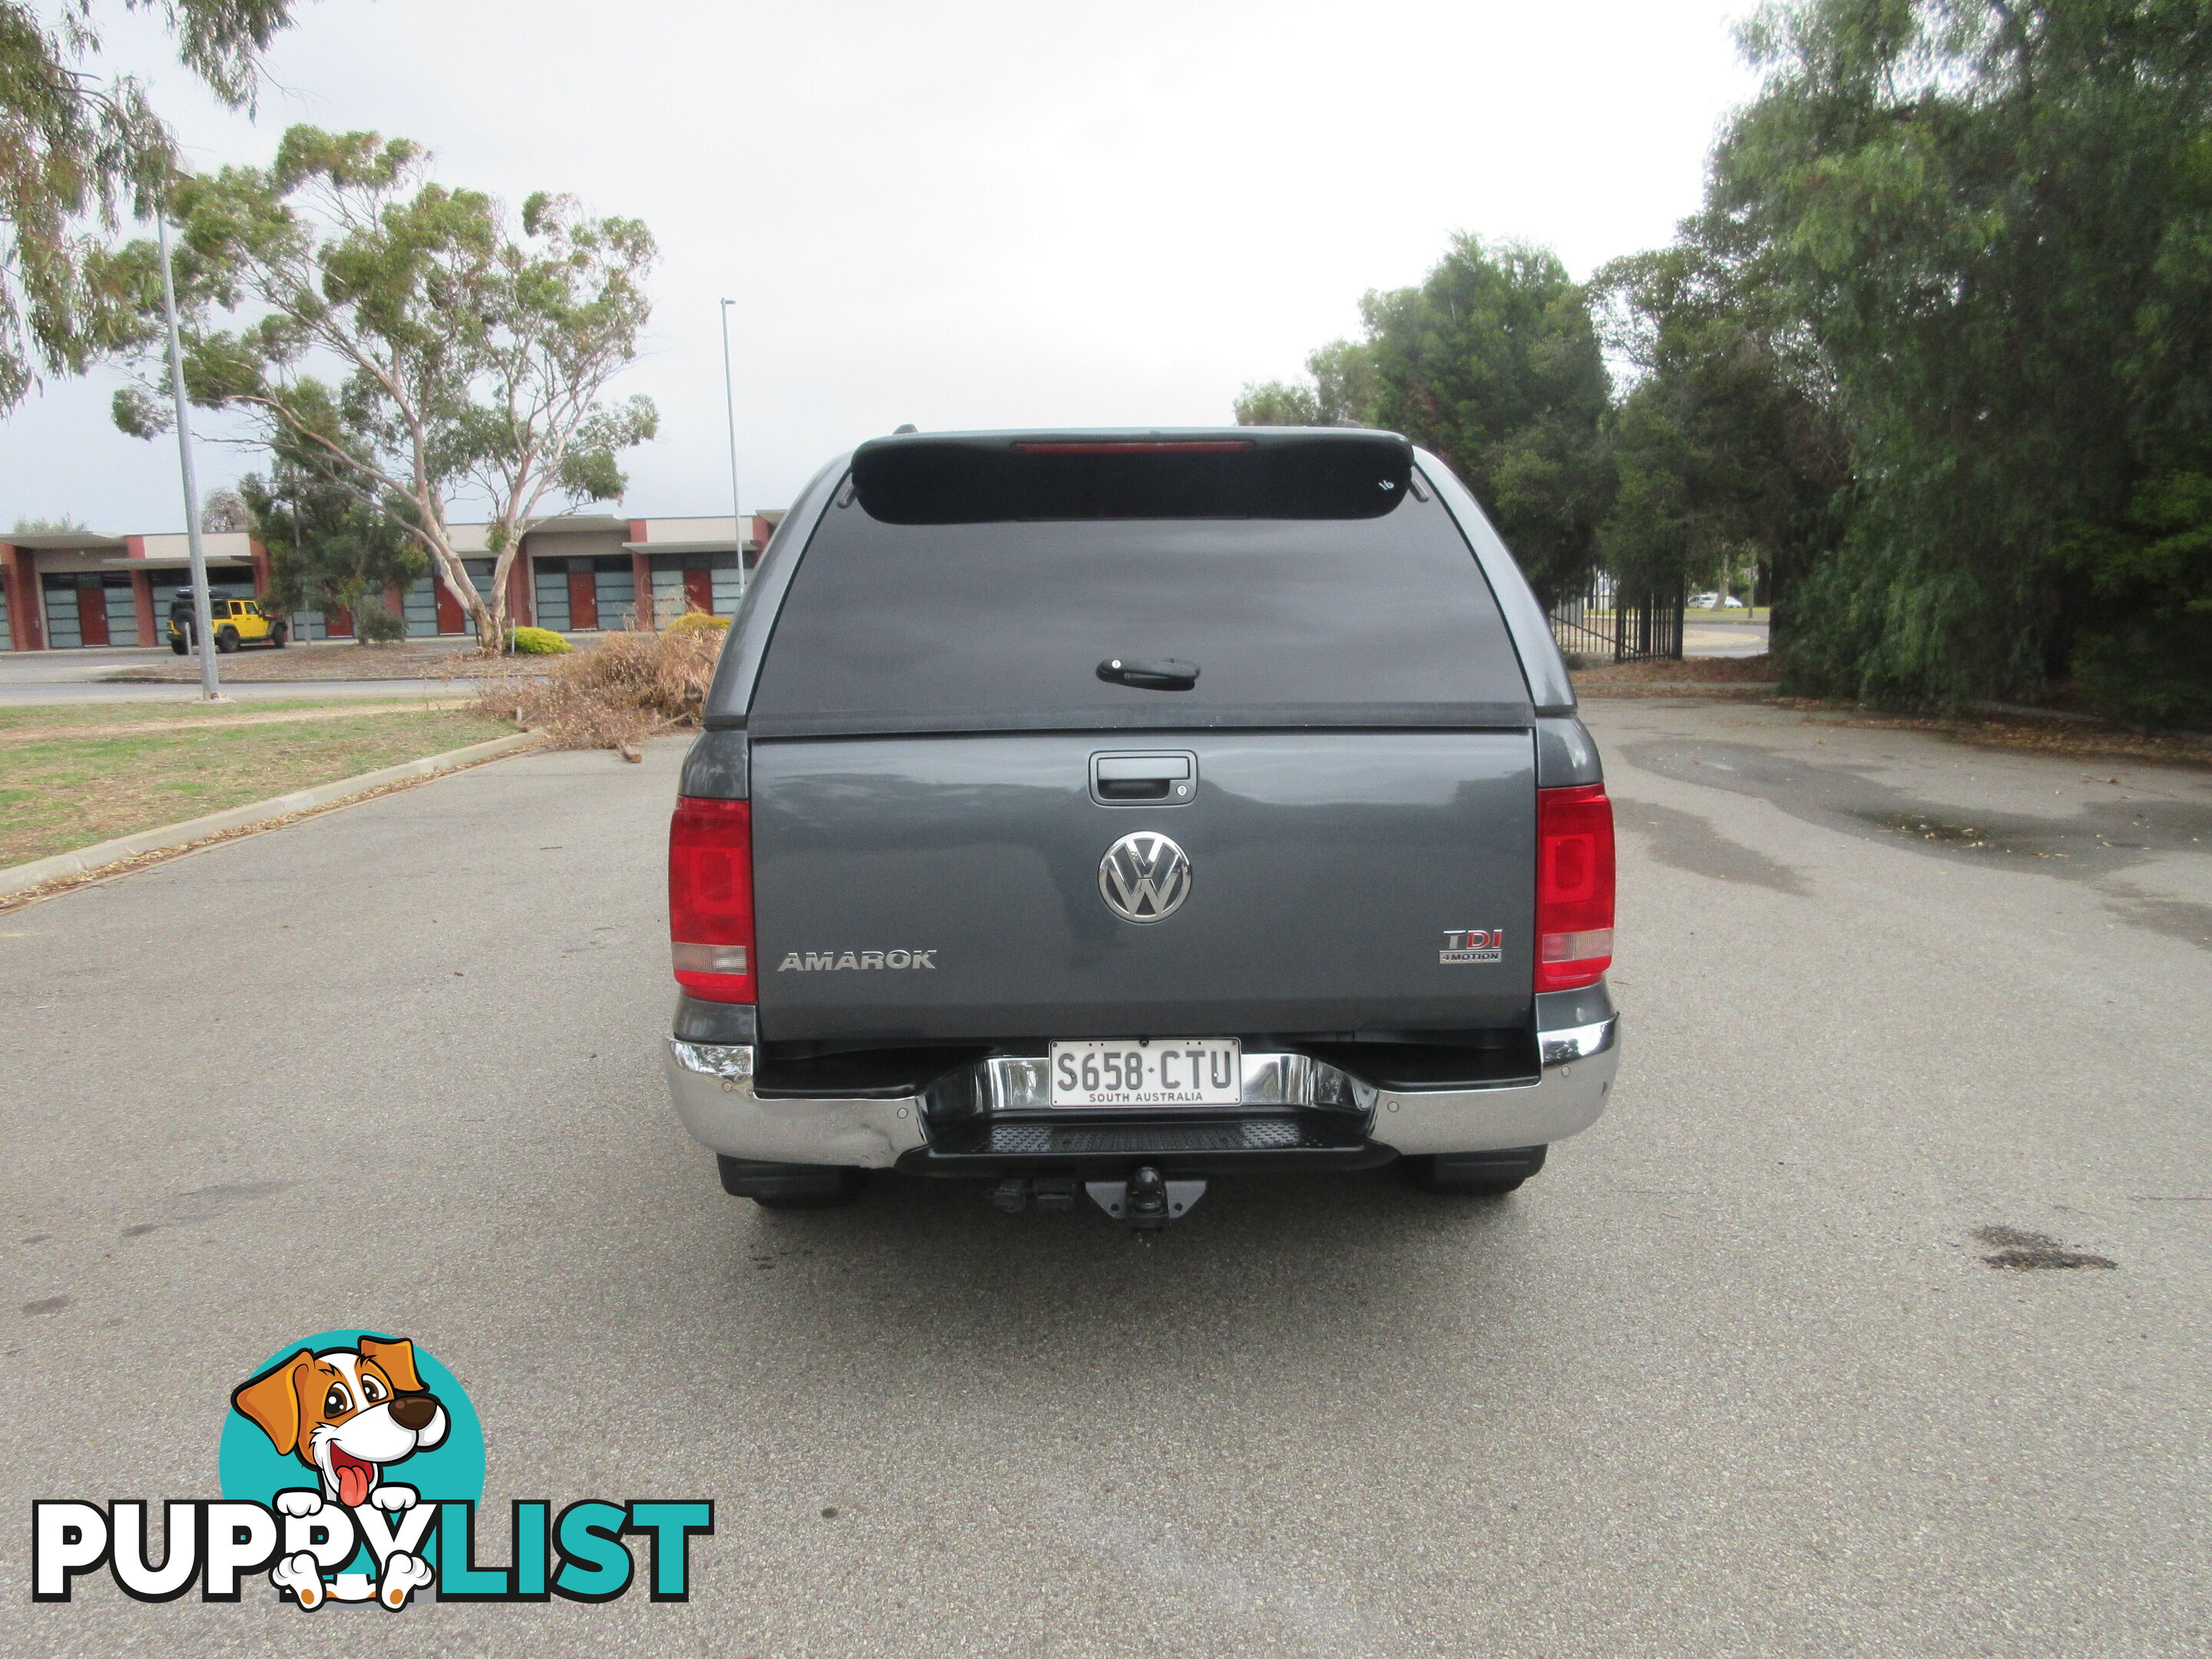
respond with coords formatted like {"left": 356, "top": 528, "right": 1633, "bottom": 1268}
{"left": 240, "top": 445, "right": 423, "bottom": 645}
{"left": 2059, "top": 452, "right": 2212, "bottom": 727}
{"left": 0, "top": 0, "right": 293, "bottom": 410}
{"left": 1359, "top": 237, "right": 1614, "bottom": 605}
{"left": 1592, "top": 236, "right": 1848, "bottom": 641}
{"left": 104, "top": 126, "right": 658, "bottom": 648}
{"left": 1235, "top": 339, "right": 1379, "bottom": 428}
{"left": 1713, "top": 0, "right": 2212, "bottom": 715}
{"left": 1233, "top": 378, "right": 1326, "bottom": 426}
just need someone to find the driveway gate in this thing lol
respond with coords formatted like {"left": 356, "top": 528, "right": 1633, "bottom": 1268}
{"left": 1547, "top": 577, "right": 1684, "bottom": 664}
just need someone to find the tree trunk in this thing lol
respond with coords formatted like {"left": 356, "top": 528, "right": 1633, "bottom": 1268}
{"left": 469, "top": 590, "right": 499, "bottom": 651}
{"left": 422, "top": 538, "right": 496, "bottom": 653}
{"left": 485, "top": 544, "right": 518, "bottom": 651}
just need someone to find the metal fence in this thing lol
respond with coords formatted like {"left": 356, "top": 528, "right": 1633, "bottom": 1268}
{"left": 1546, "top": 576, "right": 1685, "bottom": 664}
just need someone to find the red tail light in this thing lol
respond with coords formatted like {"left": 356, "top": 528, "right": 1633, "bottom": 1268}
{"left": 1535, "top": 783, "right": 1614, "bottom": 992}
{"left": 670, "top": 796, "right": 756, "bottom": 1004}
{"left": 1011, "top": 440, "right": 1254, "bottom": 455}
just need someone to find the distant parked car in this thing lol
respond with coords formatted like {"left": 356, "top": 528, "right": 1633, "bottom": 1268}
{"left": 1689, "top": 591, "right": 1719, "bottom": 609}
{"left": 169, "top": 591, "right": 287, "bottom": 654}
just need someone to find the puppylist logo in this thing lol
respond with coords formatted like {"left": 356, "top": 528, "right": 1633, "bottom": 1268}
{"left": 32, "top": 1330, "right": 711, "bottom": 1610}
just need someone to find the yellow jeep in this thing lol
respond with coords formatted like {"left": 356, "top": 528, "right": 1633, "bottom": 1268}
{"left": 168, "top": 592, "right": 288, "bottom": 654}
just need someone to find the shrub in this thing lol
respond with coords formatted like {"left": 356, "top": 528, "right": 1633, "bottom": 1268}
{"left": 666, "top": 608, "right": 731, "bottom": 634}
{"left": 507, "top": 625, "right": 572, "bottom": 654}
{"left": 355, "top": 604, "right": 409, "bottom": 645}
{"left": 472, "top": 624, "right": 726, "bottom": 750}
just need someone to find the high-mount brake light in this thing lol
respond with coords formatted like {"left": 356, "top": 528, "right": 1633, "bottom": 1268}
{"left": 1009, "top": 440, "right": 1256, "bottom": 455}
{"left": 669, "top": 796, "right": 756, "bottom": 1004}
{"left": 1535, "top": 783, "right": 1614, "bottom": 992}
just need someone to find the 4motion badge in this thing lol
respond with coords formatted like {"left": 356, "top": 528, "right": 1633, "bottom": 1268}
{"left": 1098, "top": 832, "right": 1191, "bottom": 923}
{"left": 1440, "top": 929, "right": 1503, "bottom": 965}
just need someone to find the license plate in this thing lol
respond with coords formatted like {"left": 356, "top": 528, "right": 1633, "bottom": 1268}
{"left": 1048, "top": 1038, "right": 1243, "bottom": 1108}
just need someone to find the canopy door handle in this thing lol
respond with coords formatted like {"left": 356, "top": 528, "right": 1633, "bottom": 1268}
{"left": 1097, "top": 657, "right": 1199, "bottom": 690}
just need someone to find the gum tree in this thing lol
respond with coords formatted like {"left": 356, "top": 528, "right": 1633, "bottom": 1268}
{"left": 1713, "top": 0, "right": 2212, "bottom": 714}
{"left": 1235, "top": 340, "right": 1379, "bottom": 429}
{"left": 1591, "top": 235, "right": 1849, "bottom": 644}
{"left": 0, "top": 0, "right": 293, "bottom": 410}
{"left": 1359, "top": 238, "right": 1615, "bottom": 608}
{"left": 107, "top": 126, "right": 658, "bottom": 647}
{"left": 1231, "top": 237, "right": 1614, "bottom": 607}
{"left": 240, "top": 442, "right": 423, "bottom": 644}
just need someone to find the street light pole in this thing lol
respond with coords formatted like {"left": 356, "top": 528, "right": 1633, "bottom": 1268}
{"left": 719, "top": 298, "right": 745, "bottom": 599}
{"left": 156, "top": 207, "right": 220, "bottom": 700}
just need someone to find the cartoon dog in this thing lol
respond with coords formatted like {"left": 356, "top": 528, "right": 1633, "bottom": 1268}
{"left": 231, "top": 1336, "right": 449, "bottom": 1608}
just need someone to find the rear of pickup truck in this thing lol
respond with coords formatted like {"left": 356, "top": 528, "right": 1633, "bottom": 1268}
{"left": 662, "top": 429, "right": 1620, "bottom": 1221}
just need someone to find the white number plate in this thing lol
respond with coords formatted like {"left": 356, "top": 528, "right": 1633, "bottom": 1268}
{"left": 1048, "top": 1038, "right": 1243, "bottom": 1108}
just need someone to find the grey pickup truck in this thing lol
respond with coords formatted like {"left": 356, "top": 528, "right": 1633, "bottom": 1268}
{"left": 662, "top": 429, "right": 1620, "bottom": 1227}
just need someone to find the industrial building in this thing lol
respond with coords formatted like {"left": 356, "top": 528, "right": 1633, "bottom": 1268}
{"left": 0, "top": 512, "right": 779, "bottom": 649}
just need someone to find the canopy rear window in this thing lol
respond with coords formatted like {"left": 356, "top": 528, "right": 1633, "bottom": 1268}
{"left": 747, "top": 456, "right": 1533, "bottom": 738}
{"left": 852, "top": 432, "right": 1414, "bottom": 524}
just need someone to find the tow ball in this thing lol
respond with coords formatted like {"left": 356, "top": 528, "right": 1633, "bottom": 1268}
{"left": 990, "top": 1167, "right": 1207, "bottom": 1226}
{"left": 1085, "top": 1166, "right": 1207, "bottom": 1229}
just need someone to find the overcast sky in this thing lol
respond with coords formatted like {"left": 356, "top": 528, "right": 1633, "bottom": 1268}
{"left": 3, "top": 0, "right": 1763, "bottom": 533}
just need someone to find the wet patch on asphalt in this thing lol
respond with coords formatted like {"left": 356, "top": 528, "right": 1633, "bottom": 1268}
{"left": 1975, "top": 1225, "right": 2118, "bottom": 1271}
{"left": 1618, "top": 738, "right": 2211, "bottom": 919}
{"left": 1613, "top": 797, "right": 1811, "bottom": 896}
{"left": 1851, "top": 810, "right": 2050, "bottom": 853}
{"left": 2102, "top": 895, "right": 2212, "bottom": 952}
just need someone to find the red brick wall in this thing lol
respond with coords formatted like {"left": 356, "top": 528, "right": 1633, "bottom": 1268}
{"left": 131, "top": 571, "right": 155, "bottom": 645}
{"left": 1, "top": 545, "right": 41, "bottom": 650}
{"left": 505, "top": 551, "right": 532, "bottom": 625}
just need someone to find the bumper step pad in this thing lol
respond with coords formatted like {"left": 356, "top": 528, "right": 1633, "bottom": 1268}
{"left": 900, "top": 1111, "right": 1395, "bottom": 1175}
{"left": 936, "top": 1115, "right": 1359, "bottom": 1157}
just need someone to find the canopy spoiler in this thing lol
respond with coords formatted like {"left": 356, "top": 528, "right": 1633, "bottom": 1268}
{"left": 850, "top": 427, "right": 1416, "bottom": 525}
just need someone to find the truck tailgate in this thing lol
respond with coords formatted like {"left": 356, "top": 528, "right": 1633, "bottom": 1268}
{"left": 752, "top": 730, "right": 1535, "bottom": 1041}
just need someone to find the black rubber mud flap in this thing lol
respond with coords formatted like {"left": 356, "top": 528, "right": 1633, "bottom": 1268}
{"left": 1409, "top": 1145, "right": 1548, "bottom": 1196}
{"left": 716, "top": 1156, "right": 869, "bottom": 1208}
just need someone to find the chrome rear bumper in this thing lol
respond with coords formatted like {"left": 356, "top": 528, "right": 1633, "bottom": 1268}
{"left": 1366, "top": 1013, "right": 1618, "bottom": 1156}
{"left": 664, "top": 1009, "right": 1620, "bottom": 1169}
{"left": 662, "top": 1040, "right": 927, "bottom": 1168}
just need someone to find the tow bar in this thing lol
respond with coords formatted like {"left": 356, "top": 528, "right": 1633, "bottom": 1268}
{"left": 1086, "top": 1166, "right": 1206, "bottom": 1229}
{"left": 989, "top": 1166, "right": 1207, "bottom": 1227}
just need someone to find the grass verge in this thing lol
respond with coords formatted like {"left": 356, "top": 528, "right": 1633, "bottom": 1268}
{"left": 0, "top": 697, "right": 466, "bottom": 736}
{"left": 0, "top": 705, "right": 517, "bottom": 869}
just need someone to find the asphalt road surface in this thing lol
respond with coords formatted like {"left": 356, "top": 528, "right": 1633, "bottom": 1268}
{"left": 0, "top": 644, "right": 182, "bottom": 686}
{"left": 0, "top": 641, "right": 475, "bottom": 704}
{"left": 1681, "top": 618, "right": 1769, "bottom": 658}
{"left": 2, "top": 698, "right": 2207, "bottom": 1657}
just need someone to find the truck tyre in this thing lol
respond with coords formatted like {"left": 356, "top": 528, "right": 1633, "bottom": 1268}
{"left": 217, "top": 626, "right": 240, "bottom": 654}
{"left": 717, "top": 1156, "right": 869, "bottom": 1209}
{"left": 170, "top": 637, "right": 187, "bottom": 655}
{"left": 1406, "top": 1146, "right": 1547, "bottom": 1197}
{"left": 269, "top": 622, "right": 289, "bottom": 647}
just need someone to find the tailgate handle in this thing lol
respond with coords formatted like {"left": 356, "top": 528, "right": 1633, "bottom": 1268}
{"left": 1091, "top": 751, "right": 1197, "bottom": 804}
